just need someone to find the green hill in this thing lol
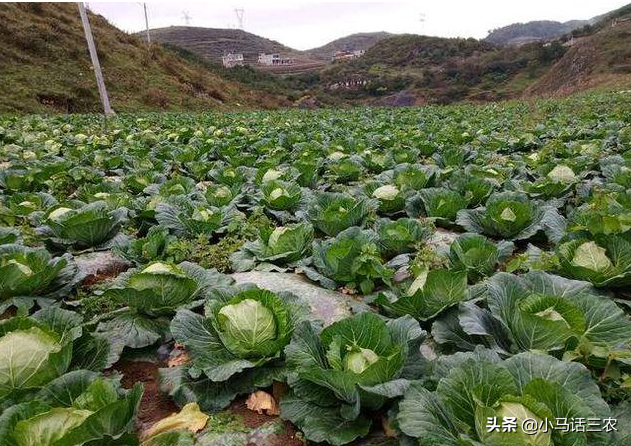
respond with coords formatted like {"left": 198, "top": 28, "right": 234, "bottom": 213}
{"left": 145, "top": 26, "right": 313, "bottom": 65}
{"left": 304, "top": 32, "right": 393, "bottom": 60}
{"left": 311, "top": 7, "right": 631, "bottom": 105}
{"left": 485, "top": 20, "right": 589, "bottom": 46}
{"left": 0, "top": 3, "right": 289, "bottom": 113}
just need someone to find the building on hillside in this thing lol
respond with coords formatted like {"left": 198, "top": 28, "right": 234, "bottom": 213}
{"left": 258, "top": 53, "right": 294, "bottom": 66}
{"left": 612, "top": 17, "right": 631, "bottom": 27}
{"left": 331, "top": 49, "right": 365, "bottom": 61}
{"left": 222, "top": 52, "right": 244, "bottom": 68}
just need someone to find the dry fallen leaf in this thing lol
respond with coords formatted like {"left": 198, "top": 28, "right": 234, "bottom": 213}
{"left": 168, "top": 351, "right": 190, "bottom": 367}
{"left": 246, "top": 390, "right": 280, "bottom": 416}
{"left": 141, "top": 402, "right": 208, "bottom": 443}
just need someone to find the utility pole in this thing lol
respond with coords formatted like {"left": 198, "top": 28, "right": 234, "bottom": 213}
{"left": 235, "top": 8, "right": 245, "bottom": 30}
{"left": 77, "top": 2, "right": 114, "bottom": 115}
{"left": 143, "top": 3, "right": 151, "bottom": 44}
{"left": 182, "top": 11, "right": 192, "bottom": 26}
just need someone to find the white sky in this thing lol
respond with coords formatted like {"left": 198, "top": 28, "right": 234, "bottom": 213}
{"left": 87, "top": 1, "right": 629, "bottom": 50}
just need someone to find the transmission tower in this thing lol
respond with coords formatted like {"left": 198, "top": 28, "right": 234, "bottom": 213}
{"left": 182, "top": 11, "right": 192, "bottom": 26}
{"left": 234, "top": 8, "right": 244, "bottom": 30}
{"left": 419, "top": 13, "right": 426, "bottom": 33}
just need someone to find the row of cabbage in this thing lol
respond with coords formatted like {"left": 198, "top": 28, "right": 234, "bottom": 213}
{"left": 0, "top": 94, "right": 630, "bottom": 445}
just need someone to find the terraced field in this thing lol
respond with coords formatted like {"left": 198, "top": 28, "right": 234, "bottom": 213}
{"left": 1, "top": 92, "right": 631, "bottom": 445}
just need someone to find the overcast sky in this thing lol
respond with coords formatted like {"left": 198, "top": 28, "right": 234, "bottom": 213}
{"left": 88, "top": 1, "right": 628, "bottom": 50}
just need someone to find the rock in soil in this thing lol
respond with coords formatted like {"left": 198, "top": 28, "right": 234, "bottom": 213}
{"left": 76, "top": 250, "right": 129, "bottom": 287}
{"left": 232, "top": 272, "right": 354, "bottom": 325}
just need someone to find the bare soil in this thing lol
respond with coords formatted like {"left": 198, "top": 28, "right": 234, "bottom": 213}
{"left": 229, "top": 397, "right": 305, "bottom": 446}
{"left": 0, "top": 308, "right": 16, "bottom": 321}
{"left": 113, "top": 359, "right": 179, "bottom": 433}
{"left": 81, "top": 265, "right": 129, "bottom": 289}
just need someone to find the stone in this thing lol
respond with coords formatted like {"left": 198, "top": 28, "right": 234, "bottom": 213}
{"left": 427, "top": 228, "right": 460, "bottom": 254}
{"left": 75, "top": 250, "right": 129, "bottom": 283}
{"left": 231, "top": 272, "right": 355, "bottom": 325}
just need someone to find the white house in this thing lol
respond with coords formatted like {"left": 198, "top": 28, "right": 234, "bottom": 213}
{"left": 258, "top": 53, "right": 294, "bottom": 66}
{"left": 222, "top": 53, "right": 244, "bottom": 68}
{"left": 332, "top": 49, "right": 365, "bottom": 61}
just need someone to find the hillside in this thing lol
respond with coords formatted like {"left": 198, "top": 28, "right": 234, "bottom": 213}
{"left": 311, "top": 11, "right": 631, "bottom": 106}
{"left": 526, "top": 10, "right": 631, "bottom": 97}
{"left": 313, "top": 34, "right": 565, "bottom": 104}
{"left": 485, "top": 20, "right": 588, "bottom": 46}
{"left": 304, "top": 32, "right": 393, "bottom": 60}
{"left": 484, "top": 3, "right": 631, "bottom": 46}
{"left": 0, "top": 3, "right": 289, "bottom": 113}
{"left": 145, "top": 26, "right": 313, "bottom": 65}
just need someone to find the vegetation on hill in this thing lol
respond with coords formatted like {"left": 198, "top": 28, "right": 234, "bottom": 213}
{"left": 146, "top": 26, "right": 310, "bottom": 65}
{"left": 485, "top": 20, "right": 588, "bottom": 46}
{"left": 484, "top": 3, "right": 631, "bottom": 46}
{"left": 0, "top": 3, "right": 289, "bottom": 113}
{"left": 304, "top": 32, "right": 393, "bottom": 60}
{"left": 314, "top": 34, "right": 568, "bottom": 104}
{"left": 527, "top": 11, "right": 631, "bottom": 97}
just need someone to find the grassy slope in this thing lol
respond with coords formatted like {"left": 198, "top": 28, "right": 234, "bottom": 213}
{"left": 0, "top": 3, "right": 290, "bottom": 114}
{"left": 484, "top": 20, "right": 588, "bottom": 46}
{"left": 304, "top": 32, "right": 393, "bottom": 60}
{"left": 146, "top": 26, "right": 311, "bottom": 65}
{"left": 526, "top": 17, "right": 631, "bottom": 97}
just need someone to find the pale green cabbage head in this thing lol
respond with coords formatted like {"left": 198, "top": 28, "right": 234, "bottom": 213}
{"left": 344, "top": 347, "right": 379, "bottom": 374}
{"left": 48, "top": 207, "right": 73, "bottom": 222}
{"left": 571, "top": 241, "right": 612, "bottom": 272}
{"left": 262, "top": 169, "right": 283, "bottom": 183}
{"left": 373, "top": 185, "right": 400, "bottom": 201}
{"left": 218, "top": 299, "right": 277, "bottom": 352}
{"left": 547, "top": 165, "right": 577, "bottom": 183}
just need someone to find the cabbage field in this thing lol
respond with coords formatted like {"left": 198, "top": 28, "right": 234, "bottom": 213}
{"left": 1, "top": 93, "right": 631, "bottom": 446}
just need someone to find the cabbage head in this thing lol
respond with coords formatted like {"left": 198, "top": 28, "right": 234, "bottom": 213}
{"left": 307, "top": 192, "right": 373, "bottom": 236}
{"left": 39, "top": 201, "right": 127, "bottom": 250}
{"left": 449, "top": 233, "right": 514, "bottom": 283}
{"left": 398, "top": 348, "right": 613, "bottom": 446}
{"left": 204, "top": 183, "right": 242, "bottom": 208}
{"left": 366, "top": 183, "right": 406, "bottom": 215}
{"left": 457, "top": 192, "right": 565, "bottom": 242}
{"left": 0, "top": 307, "right": 124, "bottom": 404}
{"left": 97, "top": 262, "right": 226, "bottom": 348}
{"left": 0, "top": 371, "right": 142, "bottom": 446}
{"left": 230, "top": 222, "right": 314, "bottom": 272}
{"left": 156, "top": 202, "right": 228, "bottom": 238}
{"left": 0, "top": 244, "right": 83, "bottom": 311}
{"left": 160, "top": 286, "right": 308, "bottom": 411}
{"left": 261, "top": 180, "right": 302, "bottom": 211}
{"left": 376, "top": 218, "right": 431, "bottom": 258}
{"left": 281, "top": 312, "right": 425, "bottom": 446}
{"left": 308, "top": 227, "right": 393, "bottom": 294}
{"left": 409, "top": 188, "right": 469, "bottom": 227}
{"left": 557, "top": 234, "right": 631, "bottom": 287}
{"left": 526, "top": 164, "right": 577, "bottom": 199}
{"left": 480, "top": 272, "right": 631, "bottom": 360}
{"left": 376, "top": 268, "right": 468, "bottom": 321}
